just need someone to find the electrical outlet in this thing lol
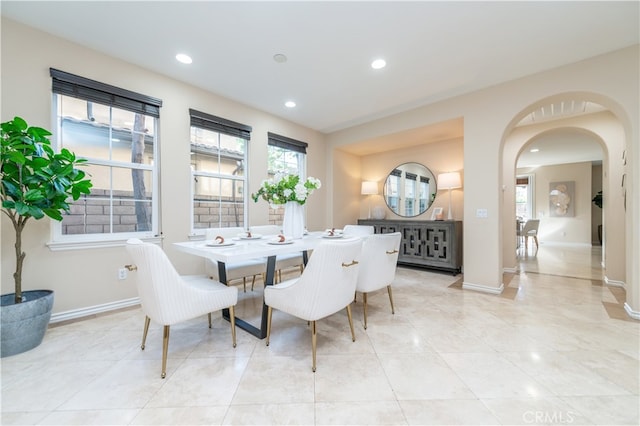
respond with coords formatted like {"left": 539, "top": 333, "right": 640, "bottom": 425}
{"left": 118, "top": 268, "right": 127, "bottom": 280}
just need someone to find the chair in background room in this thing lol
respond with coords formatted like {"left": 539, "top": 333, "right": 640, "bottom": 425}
{"left": 517, "top": 219, "right": 540, "bottom": 252}
{"left": 251, "top": 225, "right": 305, "bottom": 284}
{"left": 264, "top": 238, "right": 362, "bottom": 372}
{"left": 205, "top": 227, "right": 266, "bottom": 292}
{"left": 125, "top": 238, "right": 238, "bottom": 378}
{"left": 354, "top": 232, "right": 401, "bottom": 329}
{"left": 342, "top": 224, "right": 375, "bottom": 237}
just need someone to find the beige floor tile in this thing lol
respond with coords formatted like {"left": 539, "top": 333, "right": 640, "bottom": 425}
{"left": 39, "top": 409, "right": 140, "bottom": 425}
{"left": 314, "top": 354, "right": 397, "bottom": 402}
{"left": 131, "top": 406, "right": 228, "bottom": 425}
{"left": 231, "top": 355, "right": 315, "bottom": 404}
{"left": 222, "top": 403, "right": 315, "bottom": 425}
{"left": 315, "top": 401, "right": 407, "bottom": 425}
{"left": 379, "top": 353, "right": 476, "bottom": 400}
{"left": 400, "top": 399, "right": 500, "bottom": 425}
{"left": 482, "top": 397, "right": 592, "bottom": 425}
{"left": 146, "top": 357, "right": 249, "bottom": 407}
{"left": 440, "top": 352, "right": 554, "bottom": 398}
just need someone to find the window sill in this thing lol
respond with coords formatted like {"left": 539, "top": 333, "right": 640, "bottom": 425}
{"left": 47, "top": 235, "right": 164, "bottom": 251}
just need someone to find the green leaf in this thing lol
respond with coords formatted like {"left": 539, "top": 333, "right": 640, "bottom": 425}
{"left": 43, "top": 208, "right": 63, "bottom": 221}
{"left": 15, "top": 201, "right": 30, "bottom": 216}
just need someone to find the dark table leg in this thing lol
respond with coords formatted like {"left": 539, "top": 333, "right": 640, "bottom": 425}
{"left": 221, "top": 256, "right": 276, "bottom": 339}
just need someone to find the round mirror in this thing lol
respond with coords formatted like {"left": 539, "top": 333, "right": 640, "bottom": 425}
{"left": 383, "top": 162, "right": 437, "bottom": 217}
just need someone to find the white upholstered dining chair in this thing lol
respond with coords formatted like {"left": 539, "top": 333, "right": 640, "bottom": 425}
{"left": 204, "top": 227, "right": 266, "bottom": 292}
{"left": 125, "top": 238, "right": 238, "bottom": 378}
{"left": 264, "top": 238, "right": 363, "bottom": 372}
{"left": 342, "top": 224, "right": 375, "bottom": 237}
{"left": 517, "top": 219, "right": 540, "bottom": 252}
{"left": 354, "top": 232, "right": 401, "bottom": 329}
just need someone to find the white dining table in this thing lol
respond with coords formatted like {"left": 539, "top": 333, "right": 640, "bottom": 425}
{"left": 174, "top": 231, "right": 346, "bottom": 338}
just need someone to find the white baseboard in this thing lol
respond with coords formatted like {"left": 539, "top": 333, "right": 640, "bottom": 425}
{"left": 623, "top": 303, "right": 640, "bottom": 321}
{"left": 50, "top": 297, "right": 140, "bottom": 324}
{"left": 503, "top": 267, "right": 518, "bottom": 274}
{"left": 604, "top": 276, "right": 625, "bottom": 289}
{"left": 462, "top": 281, "right": 504, "bottom": 294}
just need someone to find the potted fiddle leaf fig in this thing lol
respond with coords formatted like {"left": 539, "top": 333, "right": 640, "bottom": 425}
{"left": 1, "top": 116, "right": 92, "bottom": 357}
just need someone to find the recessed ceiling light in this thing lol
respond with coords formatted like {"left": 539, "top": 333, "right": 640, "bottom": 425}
{"left": 285, "top": 101, "right": 296, "bottom": 108}
{"left": 371, "top": 58, "right": 386, "bottom": 69}
{"left": 530, "top": 148, "right": 540, "bottom": 153}
{"left": 175, "top": 53, "right": 192, "bottom": 64}
{"left": 273, "top": 53, "right": 288, "bottom": 63}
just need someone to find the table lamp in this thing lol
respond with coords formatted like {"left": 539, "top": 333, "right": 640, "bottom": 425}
{"left": 361, "top": 181, "right": 378, "bottom": 219}
{"left": 437, "top": 172, "right": 461, "bottom": 220}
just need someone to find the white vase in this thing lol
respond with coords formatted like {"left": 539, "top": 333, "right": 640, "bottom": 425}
{"left": 282, "top": 201, "right": 305, "bottom": 239}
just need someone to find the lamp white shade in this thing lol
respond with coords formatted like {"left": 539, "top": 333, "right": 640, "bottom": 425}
{"left": 437, "top": 172, "right": 462, "bottom": 190}
{"left": 361, "top": 181, "right": 378, "bottom": 195}
{"left": 437, "top": 172, "right": 462, "bottom": 220}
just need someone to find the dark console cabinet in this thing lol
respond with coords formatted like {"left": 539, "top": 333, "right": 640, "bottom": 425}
{"left": 358, "top": 219, "right": 462, "bottom": 274}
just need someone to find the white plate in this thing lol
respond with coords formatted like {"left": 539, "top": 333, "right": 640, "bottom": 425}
{"left": 322, "top": 234, "right": 343, "bottom": 239}
{"left": 237, "top": 233, "right": 263, "bottom": 240}
{"left": 268, "top": 237, "right": 294, "bottom": 245}
{"left": 205, "top": 241, "right": 235, "bottom": 247}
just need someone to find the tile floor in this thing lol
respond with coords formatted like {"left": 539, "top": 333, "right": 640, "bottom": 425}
{"left": 2, "top": 245, "right": 638, "bottom": 425}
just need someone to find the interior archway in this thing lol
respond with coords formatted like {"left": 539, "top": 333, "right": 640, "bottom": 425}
{"left": 501, "top": 94, "right": 628, "bottom": 289}
{"left": 513, "top": 128, "right": 606, "bottom": 279}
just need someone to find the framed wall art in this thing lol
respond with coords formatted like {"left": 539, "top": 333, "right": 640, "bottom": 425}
{"left": 549, "top": 181, "right": 574, "bottom": 217}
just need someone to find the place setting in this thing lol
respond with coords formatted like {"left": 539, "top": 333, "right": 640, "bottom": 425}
{"left": 205, "top": 235, "right": 236, "bottom": 247}
{"left": 322, "top": 228, "right": 343, "bottom": 239}
{"left": 267, "top": 234, "right": 295, "bottom": 245}
{"left": 234, "top": 230, "right": 263, "bottom": 241}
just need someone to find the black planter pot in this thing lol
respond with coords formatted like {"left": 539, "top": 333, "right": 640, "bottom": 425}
{"left": 1, "top": 290, "right": 54, "bottom": 357}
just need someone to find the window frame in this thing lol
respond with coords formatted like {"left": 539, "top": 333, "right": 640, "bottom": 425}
{"left": 266, "top": 132, "right": 309, "bottom": 226}
{"left": 189, "top": 109, "right": 251, "bottom": 235}
{"left": 48, "top": 69, "right": 162, "bottom": 249}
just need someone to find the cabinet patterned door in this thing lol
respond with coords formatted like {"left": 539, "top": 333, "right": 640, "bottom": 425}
{"left": 400, "top": 226, "right": 424, "bottom": 260}
{"left": 424, "top": 225, "right": 451, "bottom": 263}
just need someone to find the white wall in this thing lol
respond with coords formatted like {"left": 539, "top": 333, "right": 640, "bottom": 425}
{"left": 518, "top": 162, "right": 592, "bottom": 244}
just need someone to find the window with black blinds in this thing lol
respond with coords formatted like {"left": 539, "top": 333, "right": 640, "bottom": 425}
{"left": 267, "top": 132, "right": 308, "bottom": 154}
{"left": 50, "top": 68, "right": 162, "bottom": 118}
{"left": 189, "top": 109, "right": 252, "bottom": 140}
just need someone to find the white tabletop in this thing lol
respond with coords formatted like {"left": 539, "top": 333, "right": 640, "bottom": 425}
{"left": 174, "top": 231, "right": 351, "bottom": 263}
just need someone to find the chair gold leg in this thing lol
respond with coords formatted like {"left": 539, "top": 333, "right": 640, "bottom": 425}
{"left": 363, "top": 292, "right": 368, "bottom": 330}
{"left": 242, "top": 277, "right": 247, "bottom": 293}
{"left": 266, "top": 306, "right": 273, "bottom": 346}
{"left": 346, "top": 305, "right": 356, "bottom": 342}
{"left": 161, "top": 325, "right": 170, "bottom": 379}
{"left": 208, "top": 312, "right": 212, "bottom": 328}
{"left": 141, "top": 315, "right": 150, "bottom": 350}
{"left": 251, "top": 274, "right": 256, "bottom": 291}
{"left": 311, "top": 320, "right": 317, "bottom": 372}
{"left": 387, "top": 285, "right": 395, "bottom": 315}
{"left": 229, "top": 305, "right": 237, "bottom": 348}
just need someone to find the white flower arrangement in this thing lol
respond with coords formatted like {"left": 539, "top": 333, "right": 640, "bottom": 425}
{"left": 251, "top": 174, "right": 321, "bottom": 207}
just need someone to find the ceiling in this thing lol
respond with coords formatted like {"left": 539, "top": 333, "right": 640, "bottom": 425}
{"left": 2, "top": 1, "right": 638, "bottom": 135}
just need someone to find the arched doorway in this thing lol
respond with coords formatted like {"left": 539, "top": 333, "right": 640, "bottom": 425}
{"left": 501, "top": 94, "right": 627, "bottom": 287}
{"left": 514, "top": 128, "right": 606, "bottom": 280}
